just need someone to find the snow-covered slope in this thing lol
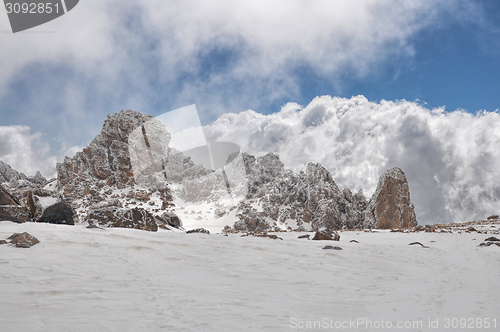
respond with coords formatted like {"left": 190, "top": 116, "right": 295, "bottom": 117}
{"left": 1, "top": 221, "right": 499, "bottom": 332}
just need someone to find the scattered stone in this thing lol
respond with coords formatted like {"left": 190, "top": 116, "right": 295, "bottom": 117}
{"left": 485, "top": 236, "right": 500, "bottom": 242}
{"left": 0, "top": 240, "right": 7, "bottom": 245}
{"left": 186, "top": 228, "right": 210, "bottom": 234}
{"left": 409, "top": 242, "right": 429, "bottom": 248}
{"left": 312, "top": 230, "right": 340, "bottom": 241}
{"left": 254, "top": 233, "right": 283, "bottom": 240}
{"left": 322, "top": 245, "right": 342, "bottom": 250}
{"left": 7, "top": 232, "right": 40, "bottom": 248}
{"left": 350, "top": 239, "right": 359, "bottom": 243}
{"left": 479, "top": 242, "right": 500, "bottom": 248}
{"left": 298, "top": 234, "right": 310, "bottom": 239}
{"left": 467, "top": 226, "right": 477, "bottom": 232}
{"left": 487, "top": 215, "right": 499, "bottom": 220}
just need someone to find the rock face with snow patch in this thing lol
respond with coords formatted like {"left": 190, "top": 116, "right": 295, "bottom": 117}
{"left": 365, "top": 167, "right": 417, "bottom": 229}
{"left": 0, "top": 183, "right": 20, "bottom": 206}
{"left": 86, "top": 206, "right": 158, "bottom": 231}
{"left": 229, "top": 154, "right": 417, "bottom": 232}
{"left": 232, "top": 153, "right": 370, "bottom": 232}
{"left": 54, "top": 109, "right": 181, "bottom": 229}
{"left": 57, "top": 109, "right": 156, "bottom": 195}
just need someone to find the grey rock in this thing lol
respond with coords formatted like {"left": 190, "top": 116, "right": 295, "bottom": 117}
{"left": 322, "top": 245, "right": 342, "bottom": 250}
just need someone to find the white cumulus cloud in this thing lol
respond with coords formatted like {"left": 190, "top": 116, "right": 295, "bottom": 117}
{"left": 204, "top": 95, "right": 500, "bottom": 224}
{"left": 0, "top": 125, "right": 81, "bottom": 179}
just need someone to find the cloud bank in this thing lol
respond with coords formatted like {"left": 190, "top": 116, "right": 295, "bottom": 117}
{"left": 204, "top": 95, "right": 500, "bottom": 224}
{"left": 0, "top": 0, "right": 479, "bottom": 150}
{"left": 0, "top": 125, "right": 81, "bottom": 178}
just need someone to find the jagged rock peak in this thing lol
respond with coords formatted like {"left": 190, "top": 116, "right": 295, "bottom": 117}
{"left": 0, "top": 160, "right": 27, "bottom": 183}
{"left": 57, "top": 109, "right": 157, "bottom": 189}
{"left": 367, "top": 167, "right": 417, "bottom": 229}
{"left": 99, "top": 109, "right": 155, "bottom": 146}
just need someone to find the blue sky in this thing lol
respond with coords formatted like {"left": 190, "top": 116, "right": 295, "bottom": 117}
{"left": 1, "top": 0, "right": 500, "bottom": 175}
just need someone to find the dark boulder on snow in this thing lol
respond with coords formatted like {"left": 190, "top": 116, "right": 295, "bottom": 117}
{"left": 322, "top": 245, "right": 342, "bottom": 250}
{"left": 312, "top": 230, "right": 340, "bottom": 241}
{"left": 409, "top": 242, "right": 429, "bottom": 248}
{"left": 479, "top": 242, "right": 500, "bottom": 248}
{"left": 298, "top": 234, "right": 310, "bottom": 239}
{"left": 7, "top": 232, "right": 40, "bottom": 248}
{"left": 37, "top": 201, "right": 75, "bottom": 225}
{"left": 186, "top": 228, "right": 210, "bottom": 234}
{"left": 485, "top": 236, "right": 500, "bottom": 242}
{"left": 154, "top": 211, "right": 182, "bottom": 229}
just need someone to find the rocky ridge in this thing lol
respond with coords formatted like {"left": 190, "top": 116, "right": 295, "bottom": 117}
{"left": 227, "top": 152, "right": 416, "bottom": 232}
{"left": 1, "top": 109, "right": 418, "bottom": 233}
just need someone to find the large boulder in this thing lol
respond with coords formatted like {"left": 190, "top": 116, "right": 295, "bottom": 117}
{"left": 312, "top": 230, "right": 340, "bottom": 241}
{"left": 366, "top": 167, "right": 417, "bottom": 229}
{"left": 37, "top": 201, "right": 76, "bottom": 225}
{"left": 154, "top": 211, "right": 182, "bottom": 229}
{"left": 86, "top": 207, "right": 158, "bottom": 231}
{"left": 0, "top": 183, "right": 20, "bottom": 206}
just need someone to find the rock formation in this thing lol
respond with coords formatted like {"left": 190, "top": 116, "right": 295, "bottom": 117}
{"left": 1, "top": 109, "right": 418, "bottom": 233}
{"left": 54, "top": 109, "right": 182, "bottom": 230}
{"left": 227, "top": 154, "right": 417, "bottom": 232}
{"left": 365, "top": 167, "right": 417, "bottom": 229}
